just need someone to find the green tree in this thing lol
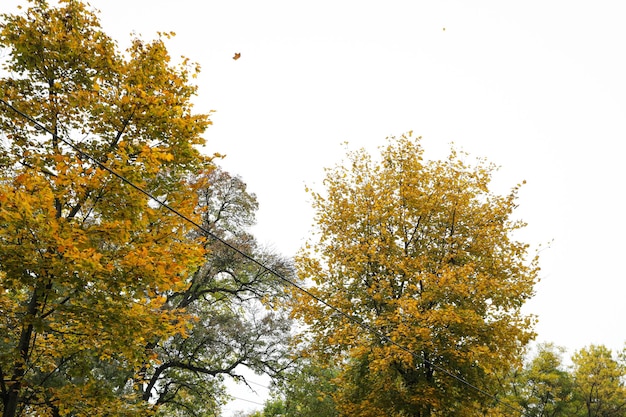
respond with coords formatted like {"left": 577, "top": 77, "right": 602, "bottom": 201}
{"left": 292, "top": 133, "right": 539, "bottom": 416}
{"left": 146, "top": 168, "right": 295, "bottom": 416}
{"left": 265, "top": 354, "right": 338, "bottom": 417}
{"left": 0, "top": 1, "right": 212, "bottom": 415}
{"left": 571, "top": 345, "right": 626, "bottom": 417}
{"left": 258, "top": 398, "right": 287, "bottom": 417}
{"left": 506, "top": 343, "right": 575, "bottom": 417}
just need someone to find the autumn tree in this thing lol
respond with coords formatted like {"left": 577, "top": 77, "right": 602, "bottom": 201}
{"left": 570, "top": 345, "right": 626, "bottom": 417}
{"left": 0, "top": 1, "right": 213, "bottom": 415}
{"left": 292, "top": 133, "right": 539, "bottom": 416}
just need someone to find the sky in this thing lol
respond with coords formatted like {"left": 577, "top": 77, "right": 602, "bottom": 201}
{"left": 3, "top": 1, "right": 626, "bottom": 415}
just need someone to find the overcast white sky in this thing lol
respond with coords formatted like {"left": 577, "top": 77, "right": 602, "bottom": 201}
{"left": 3, "top": 1, "right": 626, "bottom": 415}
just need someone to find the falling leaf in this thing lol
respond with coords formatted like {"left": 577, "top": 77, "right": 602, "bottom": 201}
{"left": 233, "top": 52, "right": 241, "bottom": 60}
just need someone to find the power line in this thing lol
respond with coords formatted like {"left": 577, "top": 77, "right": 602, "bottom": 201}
{"left": 229, "top": 396, "right": 265, "bottom": 407}
{"left": 245, "top": 379, "right": 271, "bottom": 391}
{"left": 0, "top": 98, "right": 527, "bottom": 416}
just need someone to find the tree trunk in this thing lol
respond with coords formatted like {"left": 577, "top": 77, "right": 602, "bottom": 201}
{"left": 423, "top": 350, "right": 433, "bottom": 417}
{"left": 3, "top": 287, "right": 41, "bottom": 417}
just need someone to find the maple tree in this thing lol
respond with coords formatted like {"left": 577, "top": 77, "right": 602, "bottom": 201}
{"left": 0, "top": 0, "right": 214, "bottom": 415}
{"left": 292, "top": 133, "right": 539, "bottom": 416}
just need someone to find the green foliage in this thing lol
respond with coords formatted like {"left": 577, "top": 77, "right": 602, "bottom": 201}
{"left": 500, "top": 343, "right": 575, "bottom": 417}
{"left": 265, "top": 356, "right": 338, "bottom": 417}
{"left": 488, "top": 343, "right": 626, "bottom": 417}
{"left": 147, "top": 168, "right": 295, "bottom": 417}
{"left": 570, "top": 345, "right": 626, "bottom": 417}
{"left": 270, "top": 342, "right": 626, "bottom": 417}
{"left": 261, "top": 398, "right": 287, "bottom": 416}
{"left": 519, "top": 344, "right": 575, "bottom": 416}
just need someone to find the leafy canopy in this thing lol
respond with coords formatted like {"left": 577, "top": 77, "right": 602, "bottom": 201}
{"left": 570, "top": 344, "right": 626, "bottom": 417}
{"left": 0, "top": 0, "right": 214, "bottom": 415}
{"left": 146, "top": 168, "right": 296, "bottom": 417}
{"left": 292, "top": 133, "right": 539, "bottom": 416}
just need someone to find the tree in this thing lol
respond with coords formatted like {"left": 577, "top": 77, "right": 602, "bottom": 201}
{"left": 263, "top": 353, "right": 338, "bottom": 417}
{"left": 0, "top": 1, "right": 212, "bottom": 415}
{"left": 506, "top": 343, "right": 575, "bottom": 417}
{"left": 144, "top": 168, "right": 295, "bottom": 416}
{"left": 292, "top": 133, "right": 539, "bottom": 416}
{"left": 570, "top": 345, "right": 626, "bottom": 417}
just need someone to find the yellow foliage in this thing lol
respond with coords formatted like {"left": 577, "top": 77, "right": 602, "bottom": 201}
{"left": 293, "top": 133, "right": 539, "bottom": 416}
{"left": 0, "top": 0, "right": 212, "bottom": 415}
